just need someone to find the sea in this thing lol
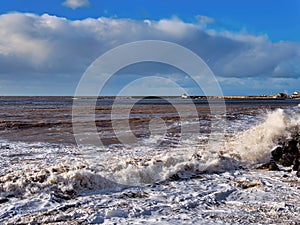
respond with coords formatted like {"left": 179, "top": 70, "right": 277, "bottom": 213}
{"left": 0, "top": 96, "right": 299, "bottom": 224}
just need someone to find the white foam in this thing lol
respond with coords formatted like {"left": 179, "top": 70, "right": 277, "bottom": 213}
{"left": 1, "top": 108, "right": 300, "bottom": 223}
{"left": 229, "top": 109, "right": 289, "bottom": 163}
{"left": 1, "top": 108, "right": 299, "bottom": 193}
{"left": 98, "top": 108, "right": 300, "bottom": 185}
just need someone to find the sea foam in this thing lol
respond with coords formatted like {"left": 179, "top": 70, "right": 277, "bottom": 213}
{"left": 102, "top": 108, "right": 300, "bottom": 185}
{"left": 0, "top": 108, "right": 299, "bottom": 194}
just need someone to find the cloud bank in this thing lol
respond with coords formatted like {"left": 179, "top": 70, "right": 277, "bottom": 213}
{"left": 0, "top": 12, "right": 299, "bottom": 95}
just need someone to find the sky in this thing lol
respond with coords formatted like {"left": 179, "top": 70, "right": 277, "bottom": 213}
{"left": 0, "top": 0, "right": 300, "bottom": 96}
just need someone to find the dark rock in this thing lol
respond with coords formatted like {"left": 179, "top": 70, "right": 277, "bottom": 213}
{"left": 271, "top": 134, "right": 300, "bottom": 178}
{"left": 279, "top": 153, "right": 298, "bottom": 167}
{"left": 168, "top": 170, "right": 194, "bottom": 181}
{"left": 5, "top": 194, "right": 15, "bottom": 198}
{"left": 292, "top": 157, "right": 300, "bottom": 171}
{"left": 65, "top": 189, "right": 76, "bottom": 197}
{"left": 284, "top": 140, "right": 299, "bottom": 154}
{"left": 291, "top": 132, "right": 300, "bottom": 143}
{"left": 169, "top": 173, "right": 181, "bottom": 181}
{"left": 269, "top": 162, "right": 280, "bottom": 171}
{"left": 270, "top": 131, "right": 299, "bottom": 167}
{"left": 271, "top": 146, "right": 283, "bottom": 161}
{"left": 256, "top": 162, "right": 280, "bottom": 171}
{"left": 0, "top": 198, "right": 9, "bottom": 204}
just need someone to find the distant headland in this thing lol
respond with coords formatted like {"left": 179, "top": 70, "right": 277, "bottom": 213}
{"left": 180, "top": 91, "right": 300, "bottom": 100}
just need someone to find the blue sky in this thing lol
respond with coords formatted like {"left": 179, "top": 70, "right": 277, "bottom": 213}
{"left": 0, "top": 0, "right": 300, "bottom": 95}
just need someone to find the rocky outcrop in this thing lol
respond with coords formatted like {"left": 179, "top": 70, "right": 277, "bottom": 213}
{"left": 268, "top": 133, "right": 300, "bottom": 177}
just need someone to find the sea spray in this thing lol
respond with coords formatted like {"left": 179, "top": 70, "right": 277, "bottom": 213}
{"left": 106, "top": 108, "right": 300, "bottom": 185}
{"left": 231, "top": 108, "right": 289, "bottom": 163}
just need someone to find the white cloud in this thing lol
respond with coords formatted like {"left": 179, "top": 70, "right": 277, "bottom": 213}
{"left": 0, "top": 12, "right": 299, "bottom": 95}
{"left": 62, "top": 0, "right": 90, "bottom": 9}
{"left": 196, "top": 15, "right": 215, "bottom": 28}
{"left": 155, "top": 18, "right": 197, "bottom": 37}
{"left": 0, "top": 13, "right": 51, "bottom": 63}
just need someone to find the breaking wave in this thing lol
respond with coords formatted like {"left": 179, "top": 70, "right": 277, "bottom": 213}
{"left": 100, "top": 108, "right": 300, "bottom": 185}
{"left": 0, "top": 107, "right": 299, "bottom": 198}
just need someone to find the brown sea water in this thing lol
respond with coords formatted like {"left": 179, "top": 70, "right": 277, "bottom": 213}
{"left": 1, "top": 96, "right": 299, "bottom": 144}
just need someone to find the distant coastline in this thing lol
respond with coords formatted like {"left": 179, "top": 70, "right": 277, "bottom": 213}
{"left": 0, "top": 94, "right": 300, "bottom": 100}
{"left": 180, "top": 91, "right": 300, "bottom": 100}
